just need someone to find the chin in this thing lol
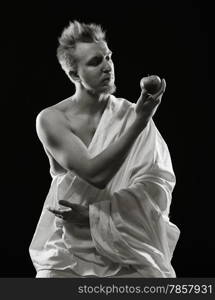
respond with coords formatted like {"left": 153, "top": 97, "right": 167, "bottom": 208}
{"left": 89, "top": 84, "right": 116, "bottom": 96}
{"left": 102, "top": 83, "right": 116, "bottom": 95}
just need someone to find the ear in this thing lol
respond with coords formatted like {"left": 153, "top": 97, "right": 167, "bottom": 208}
{"left": 69, "top": 70, "right": 80, "bottom": 82}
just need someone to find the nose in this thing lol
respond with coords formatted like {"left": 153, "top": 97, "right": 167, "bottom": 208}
{"left": 102, "top": 60, "right": 112, "bottom": 73}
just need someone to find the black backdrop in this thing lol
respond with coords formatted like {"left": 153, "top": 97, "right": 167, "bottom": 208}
{"left": 1, "top": 1, "right": 213, "bottom": 277}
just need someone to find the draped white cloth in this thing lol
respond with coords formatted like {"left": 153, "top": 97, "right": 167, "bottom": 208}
{"left": 29, "top": 95, "right": 180, "bottom": 277}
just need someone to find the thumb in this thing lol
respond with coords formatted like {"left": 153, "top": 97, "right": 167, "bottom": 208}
{"left": 140, "top": 88, "right": 148, "bottom": 98}
{"left": 136, "top": 89, "right": 149, "bottom": 112}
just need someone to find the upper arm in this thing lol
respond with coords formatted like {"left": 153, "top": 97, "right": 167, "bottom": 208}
{"left": 36, "top": 109, "right": 91, "bottom": 178}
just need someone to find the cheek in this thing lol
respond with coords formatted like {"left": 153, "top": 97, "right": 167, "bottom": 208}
{"left": 80, "top": 70, "right": 101, "bottom": 88}
{"left": 79, "top": 70, "right": 91, "bottom": 83}
{"left": 84, "top": 69, "right": 101, "bottom": 82}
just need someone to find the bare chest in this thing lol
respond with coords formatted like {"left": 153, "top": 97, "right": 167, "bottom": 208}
{"left": 66, "top": 113, "right": 101, "bottom": 147}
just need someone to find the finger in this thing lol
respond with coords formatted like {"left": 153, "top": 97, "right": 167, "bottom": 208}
{"left": 47, "top": 207, "right": 64, "bottom": 218}
{"left": 153, "top": 79, "right": 166, "bottom": 99}
{"left": 59, "top": 200, "right": 85, "bottom": 212}
{"left": 47, "top": 206, "right": 71, "bottom": 216}
{"left": 58, "top": 200, "right": 74, "bottom": 209}
{"left": 66, "top": 203, "right": 87, "bottom": 212}
{"left": 136, "top": 89, "right": 149, "bottom": 107}
{"left": 55, "top": 214, "right": 64, "bottom": 219}
{"left": 140, "top": 88, "right": 149, "bottom": 98}
{"left": 147, "top": 95, "right": 161, "bottom": 109}
{"left": 47, "top": 207, "right": 62, "bottom": 215}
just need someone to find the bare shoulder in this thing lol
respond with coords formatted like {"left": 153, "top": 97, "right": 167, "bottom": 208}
{"left": 37, "top": 96, "right": 72, "bottom": 120}
{"left": 36, "top": 106, "right": 72, "bottom": 141}
{"left": 36, "top": 107, "right": 63, "bottom": 127}
{"left": 36, "top": 96, "right": 73, "bottom": 124}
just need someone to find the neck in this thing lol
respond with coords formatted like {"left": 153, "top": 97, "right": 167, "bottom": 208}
{"left": 72, "top": 86, "right": 110, "bottom": 115}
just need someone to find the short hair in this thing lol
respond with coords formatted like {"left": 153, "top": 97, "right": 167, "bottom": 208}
{"left": 57, "top": 20, "right": 106, "bottom": 77}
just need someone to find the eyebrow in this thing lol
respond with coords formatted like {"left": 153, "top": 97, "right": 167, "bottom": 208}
{"left": 87, "top": 50, "right": 112, "bottom": 63}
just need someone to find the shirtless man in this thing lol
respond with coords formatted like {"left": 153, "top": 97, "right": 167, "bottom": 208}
{"left": 38, "top": 23, "right": 165, "bottom": 190}
{"left": 36, "top": 21, "right": 165, "bottom": 225}
{"left": 29, "top": 21, "right": 179, "bottom": 278}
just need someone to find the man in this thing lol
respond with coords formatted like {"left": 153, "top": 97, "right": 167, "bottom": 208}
{"left": 29, "top": 21, "right": 180, "bottom": 278}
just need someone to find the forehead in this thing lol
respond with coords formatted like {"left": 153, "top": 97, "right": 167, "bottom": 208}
{"left": 75, "top": 41, "right": 110, "bottom": 63}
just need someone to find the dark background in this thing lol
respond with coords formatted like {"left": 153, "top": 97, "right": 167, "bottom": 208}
{"left": 1, "top": 1, "right": 213, "bottom": 277}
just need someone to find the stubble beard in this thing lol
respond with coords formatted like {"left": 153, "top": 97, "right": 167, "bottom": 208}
{"left": 90, "top": 82, "right": 116, "bottom": 97}
{"left": 103, "top": 83, "right": 116, "bottom": 95}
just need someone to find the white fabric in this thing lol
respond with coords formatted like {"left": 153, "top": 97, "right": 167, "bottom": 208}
{"left": 29, "top": 95, "right": 180, "bottom": 277}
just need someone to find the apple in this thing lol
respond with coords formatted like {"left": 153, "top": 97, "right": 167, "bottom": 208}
{"left": 140, "top": 75, "right": 162, "bottom": 94}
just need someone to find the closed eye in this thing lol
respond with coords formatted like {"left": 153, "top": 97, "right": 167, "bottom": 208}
{"left": 87, "top": 51, "right": 113, "bottom": 66}
{"left": 88, "top": 56, "right": 103, "bottom": 66}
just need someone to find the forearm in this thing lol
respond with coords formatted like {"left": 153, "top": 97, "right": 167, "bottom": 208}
{"left": 89, "top": 155, "right": 126, "bottom": 188}
{"left": 39, "top": 108, "right": 146, "bottom": 188}
{"left": 86, "top": 118, "right": 146, "bottom": 187}
{"left": 39, "top": 94, "right": 158, "bottom": 189}
{"left": 87, "top": 82, "right": 166, "bottom": 184}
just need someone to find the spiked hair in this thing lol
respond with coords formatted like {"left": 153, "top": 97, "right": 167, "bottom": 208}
{"left": 57, "top": 20, "right": 106, "bottom": 78}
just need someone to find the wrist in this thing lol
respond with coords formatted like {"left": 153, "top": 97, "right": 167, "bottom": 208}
{"left": 132, "top": 116, "right": 148, "bottom": 133}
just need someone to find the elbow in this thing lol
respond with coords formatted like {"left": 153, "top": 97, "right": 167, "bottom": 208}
{"left": 67, "top": 163, "right": 107, "bottom": 190}
{"left": 82, "top": 162, "right": 108, "bottom": 189}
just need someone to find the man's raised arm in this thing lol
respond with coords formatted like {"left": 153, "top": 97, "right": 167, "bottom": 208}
{"left": 36, "top": 80, "right": 166, "bottom": 189}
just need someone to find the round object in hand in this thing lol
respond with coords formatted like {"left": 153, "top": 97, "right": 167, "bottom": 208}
{"left": 140, "top": 75, "right": 162, "bottom": 94}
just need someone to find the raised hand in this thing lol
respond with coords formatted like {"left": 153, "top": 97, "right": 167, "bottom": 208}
{"left": 135, "top": 78, "right": 166, "bottom": 125}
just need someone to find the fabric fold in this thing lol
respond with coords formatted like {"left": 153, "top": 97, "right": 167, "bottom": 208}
{"left": 29, "top": 95, "right": 180, "bottom": 277}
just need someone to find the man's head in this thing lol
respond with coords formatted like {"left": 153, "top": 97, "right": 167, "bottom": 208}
{"left": 57, "top": 21, "right": 115, "bottom": 95}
